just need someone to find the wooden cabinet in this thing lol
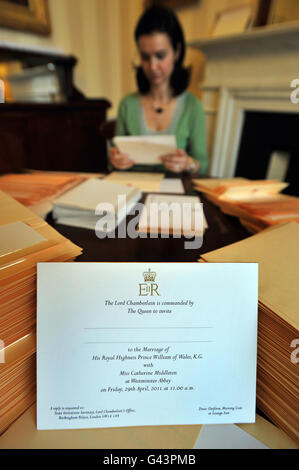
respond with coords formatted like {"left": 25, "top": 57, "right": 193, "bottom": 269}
{"left": 0, "top": 100, "right": 111, "bottom": 174}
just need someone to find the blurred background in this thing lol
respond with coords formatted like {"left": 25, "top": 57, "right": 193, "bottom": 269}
{"left": 0, "top": 0, "right": 299, "bottom": 192}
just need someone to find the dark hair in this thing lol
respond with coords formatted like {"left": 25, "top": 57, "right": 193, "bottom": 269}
{"left": 134, "top": 6, "right": 190, "bottom": 96}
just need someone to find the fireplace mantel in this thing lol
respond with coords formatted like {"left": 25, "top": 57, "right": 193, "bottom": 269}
{"left": 189, "top": 22, "right": 299, "bottom": 176}
{"left": 189, "top": 21, "right": 299, "bottom": 55}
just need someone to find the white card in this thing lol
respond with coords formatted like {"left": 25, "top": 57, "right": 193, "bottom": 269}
{"left": 113, "top": 135, "right": 177, "bottom": 164}
{"left": 37, "top": 263, "right": 258, "bottom": 430}
{"left": 159, "top": 178, "right": 185, "bottom": 194}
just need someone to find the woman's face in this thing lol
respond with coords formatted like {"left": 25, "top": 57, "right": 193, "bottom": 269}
{"left": 137, "top": 32, "right": 179, "bottom": 88}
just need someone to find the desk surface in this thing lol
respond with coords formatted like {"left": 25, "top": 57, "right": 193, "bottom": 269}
{"left": 47, "top": 175, "right": 250, "bottom": 262}
{"left": 2, "top": 175, "right": 296, "bottom": 449}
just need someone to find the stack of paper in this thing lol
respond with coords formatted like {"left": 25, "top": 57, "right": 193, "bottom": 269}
{"left": 0, "top": 190, "right": 82, "bottom": 347}
{"left": 138, "top": 194, "right": 208, "bottom": 237}
{"left": 7, "top": 65, "right": 62, "bottom": 103}
{"left": 193, "top": 178, "right": 299, "bottom": 233}
{"left": 52, "top": 178, "right": 142, "bottom": 231}
{"left": 238, "top": 197, "right": 299, "bottom": 232}
{"left": 199, "top": 223, "right": 299, "bottom": 444}
{"left": 114, "top": 135, "right": 176, "bottom": 165}
{"left": 0, "top": 190, "right": 81, "bottom": 433}
{"left": 0, "top": 172, "right": 85, "bottom": 218}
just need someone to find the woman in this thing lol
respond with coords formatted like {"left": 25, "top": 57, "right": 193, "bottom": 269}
{"left": 110, "top": 6, "right": 208, "bottom": 175}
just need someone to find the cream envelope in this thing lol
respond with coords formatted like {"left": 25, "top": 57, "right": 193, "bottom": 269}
{"left": 114, "top": 135, "right": 177, "bottom": 164}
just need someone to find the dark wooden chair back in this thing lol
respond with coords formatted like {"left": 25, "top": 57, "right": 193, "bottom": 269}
{"left": 99, "top": 119, "right": 116, "bottom": 142}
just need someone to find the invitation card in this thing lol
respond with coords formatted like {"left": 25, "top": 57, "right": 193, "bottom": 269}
{"left": 37, "top": 263, "right": 258, "bottom": 430}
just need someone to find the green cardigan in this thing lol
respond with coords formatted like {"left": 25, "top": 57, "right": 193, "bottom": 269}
{"left": 114, "top": 91, "right": 209, "bottom": 175}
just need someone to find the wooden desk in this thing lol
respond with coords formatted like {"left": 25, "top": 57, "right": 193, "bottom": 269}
{"left": 47, "top": 174, "right": 250, "bottom": 261}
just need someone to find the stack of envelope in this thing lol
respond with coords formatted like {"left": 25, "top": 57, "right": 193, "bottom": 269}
{"left": 199, "top": 223, "right": 299, "bottom": 444}
{"left": 0, "top": 333, "right": 36, "bottom": 435}
{"left": 193, "top": 178, "right": 299, "bottom": 233}
{"left": 52, "top": 178, "right": 142, "bottom": 230}
{"left": 0, "top": 190, "right": 82, "bottom": 434}
{"left": 0, "top": 172, "right": 85, "bottom": 218}
{"left": 137, "top": 194, "right": 208, "bottom": 237}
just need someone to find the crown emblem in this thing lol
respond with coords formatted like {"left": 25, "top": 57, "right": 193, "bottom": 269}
{"left": 143, "top": 268, "right": 156, "bottom": 282}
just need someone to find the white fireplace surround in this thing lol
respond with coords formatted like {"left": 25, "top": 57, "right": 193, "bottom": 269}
{"left": 208, "top": 84, "right": 298, "bottom": 177}
{"left": 189, "top": 22, "right": 299, "bottom": 177}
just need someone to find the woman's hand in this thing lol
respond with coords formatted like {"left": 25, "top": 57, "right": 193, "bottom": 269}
{"left": 159, "top": 149, "right": 199, "bottom": 174}
{"left": 109, "top": 147, "right": 135, "bottom": 170}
